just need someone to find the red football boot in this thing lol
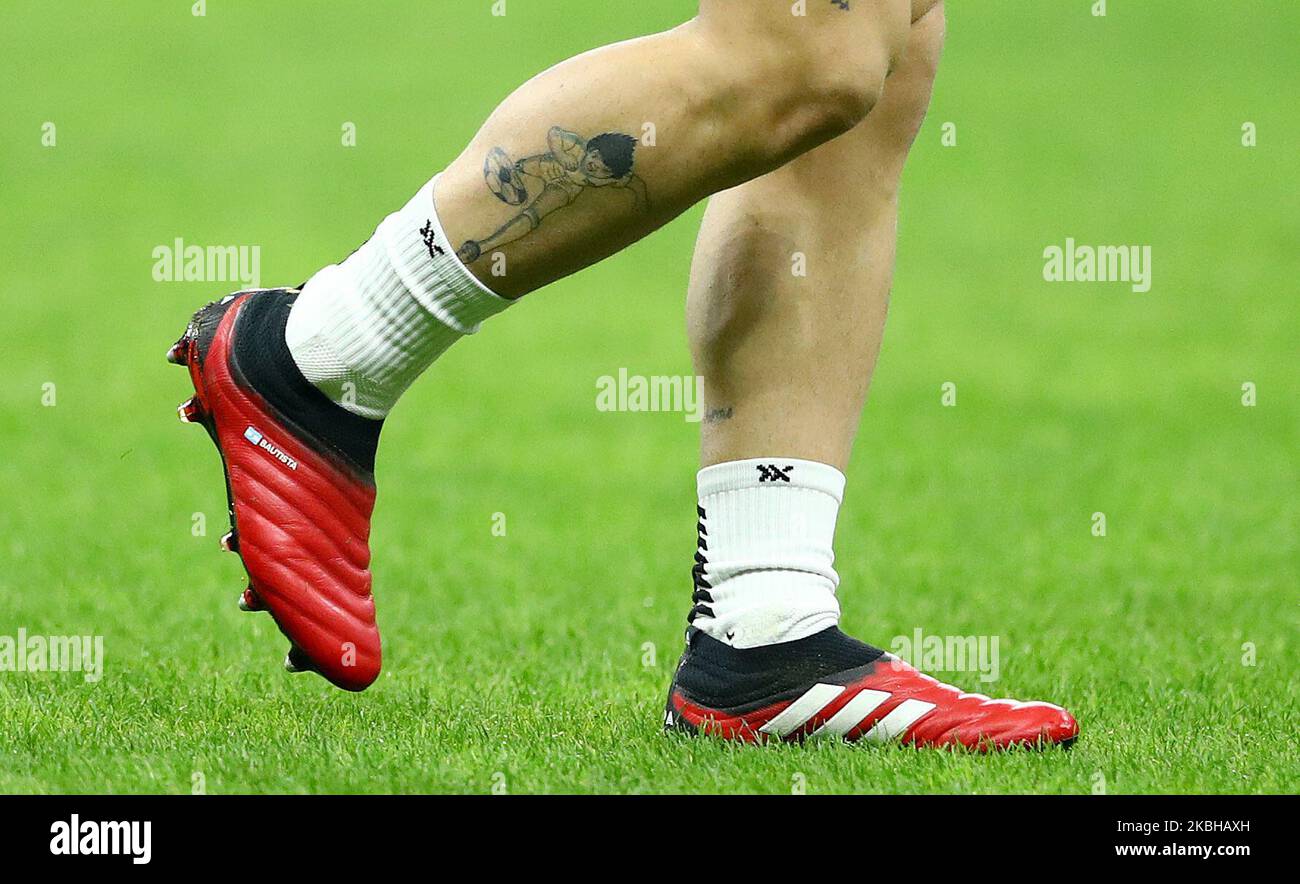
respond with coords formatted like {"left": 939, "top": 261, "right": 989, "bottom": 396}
{"left": 168, "top": 288, "right": 383, "bottom": 691}
{"left": 666, "top": 627, "right": 1078, "bottom": 750}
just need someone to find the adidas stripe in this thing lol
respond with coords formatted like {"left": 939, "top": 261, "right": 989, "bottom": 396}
{"left": 759, "top": 683, "right": 936, "bottom": 741}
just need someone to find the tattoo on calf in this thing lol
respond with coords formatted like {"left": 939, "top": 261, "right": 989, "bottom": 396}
{"left": 457, "top": 126, "right": 650, "bottom": 264}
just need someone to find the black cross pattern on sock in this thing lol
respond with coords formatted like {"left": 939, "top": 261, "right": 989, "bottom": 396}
{"left": 756, "top": 464, "right": 794, "bottom": 483}
{"left": 419, "top": 220, "right": 445, "bottom": 258}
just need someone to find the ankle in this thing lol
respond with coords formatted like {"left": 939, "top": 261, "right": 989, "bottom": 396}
{"left": 285, "top": 176, "right": 512, "bottom": 418}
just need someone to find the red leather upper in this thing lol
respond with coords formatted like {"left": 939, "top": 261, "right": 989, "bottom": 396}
{"left": 189, "top": 294, "right": 381, "bottom": 690}
{"left": 846, "top": 655, "right": 1077, "bottom": 748}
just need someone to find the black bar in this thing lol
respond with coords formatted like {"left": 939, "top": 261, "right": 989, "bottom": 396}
{"left": 0, "top": 794, "right": 1287, "bottom": 868}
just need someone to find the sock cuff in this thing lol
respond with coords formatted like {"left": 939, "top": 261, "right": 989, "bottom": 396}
{"left": 697, "top": 457, "right": 846, "bottom": 503}
{"left": 376, "top": 176, "right": 511, "bottom": 334}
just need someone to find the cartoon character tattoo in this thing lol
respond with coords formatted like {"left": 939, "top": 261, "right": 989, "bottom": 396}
{"left": 457, "top": 126, "right": 650, "bottom": 263}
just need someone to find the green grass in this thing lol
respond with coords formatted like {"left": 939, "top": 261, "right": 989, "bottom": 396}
{"left": 0, "top": 0, "right": 1295, "bottom": 793}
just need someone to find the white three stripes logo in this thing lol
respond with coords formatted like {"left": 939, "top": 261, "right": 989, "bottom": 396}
{"left": 758, "top": 684, "right": 936, "bottom": 741}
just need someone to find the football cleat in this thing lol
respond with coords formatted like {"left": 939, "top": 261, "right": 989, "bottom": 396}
{"left": 169, "top": 288, "right": 384, "bottom": 691}
{"left": 665, "top": 627, "right": 1078, "bottom": 750}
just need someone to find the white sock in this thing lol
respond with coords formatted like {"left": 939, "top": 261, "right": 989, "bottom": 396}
{"left": 691, "top": 457, "right": 846, "bottom": 648}
{"left": 286, "top": 176, "right": 511, "bottom": 418}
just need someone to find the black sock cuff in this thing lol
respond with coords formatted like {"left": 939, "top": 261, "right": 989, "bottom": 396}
{"left": 673, "top": 627, "right": 884, "bottom": 712}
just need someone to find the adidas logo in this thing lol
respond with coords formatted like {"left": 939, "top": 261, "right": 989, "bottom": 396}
{"left": 758, "top": 683, "right": 936, "bottom": 741}
{"left": 244, "top": 426, "right": 298, "bottom": 471}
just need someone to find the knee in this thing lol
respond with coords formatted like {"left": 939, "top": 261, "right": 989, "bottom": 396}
{"left": 798, "top": 52, "right": 894, "bottom": 139}
{"left": 777, "top": 15, "right": 912, "bottom": 141}
{"left": 692, "top": 1, "right": 912, "bottom": 163}
{"left": 809, "top": 3, "right": 947, "bottom": 151}
{"left": 877, "top": 3, "right": 946, "bottom": 153}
